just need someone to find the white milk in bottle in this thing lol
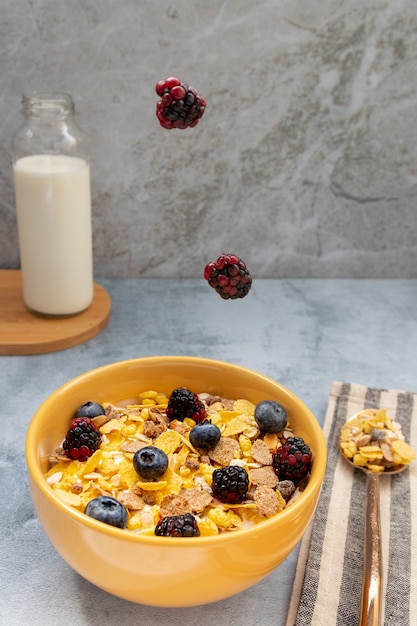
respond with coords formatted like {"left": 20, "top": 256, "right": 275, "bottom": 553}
{"left": 12, "top": 93, "right": 93, "bottom": 316}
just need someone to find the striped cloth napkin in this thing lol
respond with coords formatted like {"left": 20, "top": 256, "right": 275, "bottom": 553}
{"left": 286, "top": 381, "right": 417, "bottom": 626}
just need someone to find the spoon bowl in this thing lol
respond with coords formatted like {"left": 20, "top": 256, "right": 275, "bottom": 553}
{"left": 339, "top": 410, "right": 410, "bottom": 626}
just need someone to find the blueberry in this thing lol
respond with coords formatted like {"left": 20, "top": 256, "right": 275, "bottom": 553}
{"left": 254, "top": 400, "right": 288, "bottom": 433}
{"left": 74, "top": 401, "right": 105, "bottom": 419}
{"left": 133, "top": 446, "right": 168, "bottom": 480}
{"left": 84, "top": 496, "right": 128, "bottom": 529}
{"left": 189, "top": 420, "right": 221, "bottom": 449}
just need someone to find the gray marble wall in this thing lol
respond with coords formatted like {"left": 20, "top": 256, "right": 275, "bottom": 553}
{"left": 1, "top": 0, "right": 416, "bottom": 278}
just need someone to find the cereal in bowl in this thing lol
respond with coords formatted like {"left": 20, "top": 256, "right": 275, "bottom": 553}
{"left": 46, "top": 387, "right": 313, "bottom": 537}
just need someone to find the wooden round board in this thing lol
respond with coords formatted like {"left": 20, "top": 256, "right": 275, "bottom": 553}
{"left": 0, "top": 270, "right": 111, "bottom": 355}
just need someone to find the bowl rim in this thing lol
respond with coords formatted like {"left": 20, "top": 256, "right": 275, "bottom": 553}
{"left": 26, "top": 355, "right": 327, "bottom": 546}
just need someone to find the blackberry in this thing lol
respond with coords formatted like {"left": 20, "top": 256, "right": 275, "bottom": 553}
{"left": 204, "top": 253, "right": 252, "bottom": 300}
{"left": 155, "top": 513, "right": 200, "bottom": 537}
{"left": 155, "top": 76, "right": 206, "bottom": 129}
{"left": 272, "top": 437, "right": 312, "bottom": 484}
{"left": 212, "top": 465, "right": 249, "bottom": 504}
{"left": 166, "top": 387, "right": 206, "bottom": 422}
{"left": 62, "top": 417, "right": 101, "bottom": 462}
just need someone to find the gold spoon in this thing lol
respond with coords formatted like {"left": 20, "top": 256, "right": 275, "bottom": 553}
{"left": 339, "top": 410, "right": 412, "bottom": 626}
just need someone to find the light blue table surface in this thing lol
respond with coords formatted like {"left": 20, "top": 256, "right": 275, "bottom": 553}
{"left": 2, "top": 278, "right": 416, "bottom": 626}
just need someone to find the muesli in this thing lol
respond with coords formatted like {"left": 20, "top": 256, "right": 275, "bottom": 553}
{"left": 339, "top": 408, "right": 415, "bottom": 471}
{"left": 46, "top": 387, "right": 313, "bottom": 537}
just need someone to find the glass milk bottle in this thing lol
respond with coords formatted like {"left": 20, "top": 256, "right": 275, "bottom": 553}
{"left": 12, "top": 92, "right": 93, "bottom": 316}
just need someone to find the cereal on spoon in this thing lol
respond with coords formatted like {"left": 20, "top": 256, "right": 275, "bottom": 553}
{"left": 339, "top": 408, "right": 416, "bottom": 472}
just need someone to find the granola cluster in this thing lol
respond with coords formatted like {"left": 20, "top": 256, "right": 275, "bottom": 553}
{"left": 46, "top": 390, "right": 310, "bottom": 536}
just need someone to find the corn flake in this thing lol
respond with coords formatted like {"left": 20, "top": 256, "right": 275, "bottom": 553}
{"left": 100, "top": 418, "right": 125, "bottom": 434}
{"left": 153, "top": 430, "right": 182, "bottom": 454}
{"left": 207, "top": 508, "right": 242, "bottom": 530}
{"left": 136, "top": 479, "right": 168, "bottom": 491}
{"left": 222, "top": 416, "right": 249, "bottom": 437}
{"left": 233, "top": 399, "right": 255, "bottom": 416}
{"left": 392, "top": 440, "right": 416, "bottom": 463}
{"left": 54, "top": 488, "right": 82, "bottom": 507}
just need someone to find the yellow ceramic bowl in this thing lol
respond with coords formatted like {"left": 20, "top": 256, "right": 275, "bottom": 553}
{"left": 26, "top": 356, "right": 326, "bottom": 607}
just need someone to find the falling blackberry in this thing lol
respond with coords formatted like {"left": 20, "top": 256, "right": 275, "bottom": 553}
{"left": 204, "top": 253, "right": 252, "bottom": 300}
{"left": 155, "top": 513, "right": 201, "bottom": 537}
{"left": 166, "top": 387, "right": 206, "bottom": 422}
{"left": 155, "top": 76, "right": 206, "bottom": 129}
{"left": 212, "top": 465, "right": 249, "bottom": 504}
{"left": 62, "top": 417, "right": 102, "bottom": 462}
{"left": 272, "top": 437, "right": 312, "bottom": 485}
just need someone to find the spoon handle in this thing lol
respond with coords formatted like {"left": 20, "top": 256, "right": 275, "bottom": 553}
{"left": 360, "top": 471, "right": 383, "bottom": 626}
